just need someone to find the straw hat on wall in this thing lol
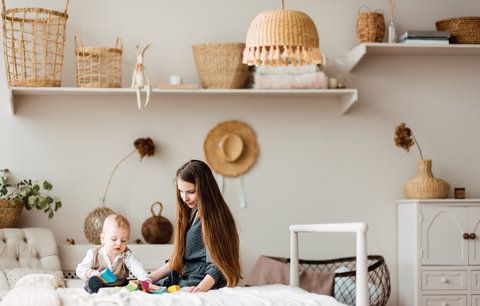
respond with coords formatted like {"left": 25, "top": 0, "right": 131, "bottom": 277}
{"left": 204, "top": 120, "right": 259, "bottom": 177}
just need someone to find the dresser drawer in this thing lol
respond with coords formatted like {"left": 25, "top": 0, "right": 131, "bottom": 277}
{"left": 421, "top": 295, "right": 466, "bottom": 306}
{"left": 472, "top": 271, "right": 480, "bottom": 291}
{"left": 421, "top": 270, "right": 467, "bottom": 290}
{"left": 472, "top": 295, "right": 480, "bottom": 306}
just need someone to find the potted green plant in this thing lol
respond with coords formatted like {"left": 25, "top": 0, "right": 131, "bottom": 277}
{"left": 0, "top": 169, "right": 62, "bottom": 228}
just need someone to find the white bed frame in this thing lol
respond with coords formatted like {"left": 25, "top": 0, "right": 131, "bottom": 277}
{"left": 289, "top": 222, "right": 369, "bottom": 306}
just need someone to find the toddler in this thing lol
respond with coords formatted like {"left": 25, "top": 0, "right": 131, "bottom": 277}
{"left": 76, "top": 214, "right": 151, "bottom": 293}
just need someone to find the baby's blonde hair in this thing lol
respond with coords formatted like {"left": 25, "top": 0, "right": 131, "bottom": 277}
{"left": 102, "top": 214, "right": 130, "bottom": 233}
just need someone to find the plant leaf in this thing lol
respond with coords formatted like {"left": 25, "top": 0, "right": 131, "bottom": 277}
{"left": 43, "top": 181, "right": 52, "bottom": 191}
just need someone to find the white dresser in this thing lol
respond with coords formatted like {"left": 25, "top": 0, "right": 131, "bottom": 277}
{"left": 398, "top": 199, "right": 480, "bottom": 306}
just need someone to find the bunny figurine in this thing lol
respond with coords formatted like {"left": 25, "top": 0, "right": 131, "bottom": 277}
{"left": 131, "top": 43, "right": 152, "bottom": 109}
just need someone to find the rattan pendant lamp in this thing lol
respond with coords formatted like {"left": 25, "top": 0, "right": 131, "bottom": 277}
{"left": 243, "top": 0, "right": 323, "bottom": 66}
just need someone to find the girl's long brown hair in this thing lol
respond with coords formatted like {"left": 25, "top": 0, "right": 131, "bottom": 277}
{"left": 170, "top": 160, "right": 241, "bottom": 287}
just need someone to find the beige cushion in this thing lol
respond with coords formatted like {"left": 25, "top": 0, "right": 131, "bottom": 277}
{"left": 0, "top": 228, "right": 62, "bottom": 290}
{"left": 5, "top": 268, "right": 64, "bottom": 288}
{"left": 14, "top": 273, "right": 65, "bottom": 289}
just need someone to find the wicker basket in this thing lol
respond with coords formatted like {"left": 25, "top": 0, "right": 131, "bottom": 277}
{"left": 0, "top": 200, "right": 23, "bottom": 228}
{"left": 84, "top": 206, "right": 115, "bottom": 244}
{"left": 192, "top": 43, "right": 250, "bottom": 89}
{"left": 75, "top": 35, "right": 123, "bottom": 88}
{"left": 1, "top": 0, "right": 69, "bottom": 87}
{"left": 356, "top": 6, "right": 385, "bottom": 43}
{"left": 436, "top": 16, "right": 480, "bottom": 44}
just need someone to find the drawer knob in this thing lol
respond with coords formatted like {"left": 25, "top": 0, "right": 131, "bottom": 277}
{"left": 441, "top": 277, "right": 448, "bottom": 283}
{"left": 471, "top": 233, "right": 476, "bottom": 240}
{"left": 464, "top": 233, "right": 470, "bottom": 239}
{"left": 441, "top": 303, "right": 447, "bottom": 306}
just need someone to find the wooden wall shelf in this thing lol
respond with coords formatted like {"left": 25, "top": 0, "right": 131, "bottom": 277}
{"left": 6, "top": 87, "right": 359, "bottom": 115}
{"left": 348, "top": 43, "right": 480, "bottom": 71}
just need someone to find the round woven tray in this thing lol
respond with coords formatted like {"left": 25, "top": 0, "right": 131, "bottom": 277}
{"left": 436, "top": 16, "right": 480, "bottom": 44}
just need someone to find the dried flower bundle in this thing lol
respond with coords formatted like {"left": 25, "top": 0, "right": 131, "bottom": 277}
{"left": 102, "top": 137, "right": 156, "bottom": 205}
{"left": 394, "top": 122, "right": 423, "bottom": 160}
{"left": 134, "top": 137, "right": 155, "bottom": 159}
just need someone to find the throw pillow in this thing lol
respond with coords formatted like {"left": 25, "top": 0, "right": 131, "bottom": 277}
{"left": 15, "top": 273, "right": 65, "bottom": 289}
{"left": 4, "top": 268, "right": 64, "bottom": 288}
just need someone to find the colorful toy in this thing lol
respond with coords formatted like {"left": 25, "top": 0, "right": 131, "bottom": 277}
{"left": 125, "top": 281, "right": 138, "bottom": 292}
{"left": 123, "top": 280, "right": 175, "bottom": 294}
{"left": 167, "top": 285, "right": 181, "bottom": 293}
{"left": 151, "top": 287, "right": 168, "bottom": 294}
{"left": 100, "top": 268, "right": 117, "bottom": 283}
{"left": 139, "top": 280, "right": 153, "bottom": 293}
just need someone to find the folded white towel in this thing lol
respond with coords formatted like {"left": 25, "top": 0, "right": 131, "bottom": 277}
{"left": 253, "top": 71, "right": 328, "bottom": 89}
{"left": 255, "top": 64, "right": 319, "bottom": 75}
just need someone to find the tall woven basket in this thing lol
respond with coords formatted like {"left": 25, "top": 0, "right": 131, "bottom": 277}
{"left": 192, "top": 43, "right": 250, "bottom": 89}
{"left": 1, "top": 0, "right": 69, "bottom": 87}
{"left": 356, "top": 6, "right": 385, "bottom": 43}
{"left": 0, "top": 200, "right": 23, "bottom": 228}
{"left": 75, "top": 35, "right": 123, "bottom": 88}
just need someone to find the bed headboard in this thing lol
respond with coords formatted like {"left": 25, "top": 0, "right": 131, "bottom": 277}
{"left": 0, "top": 228, "right": 62, "bottom": 290}
{"left": 289, "top": 223, "right": 369, "bottom": 306}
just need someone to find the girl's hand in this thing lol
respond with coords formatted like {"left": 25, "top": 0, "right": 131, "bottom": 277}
{"left": 188, "top": 274, "right": 215, "bottom": 292}
{"left": 186, "top": 286, "right": 203, "bottom": 292}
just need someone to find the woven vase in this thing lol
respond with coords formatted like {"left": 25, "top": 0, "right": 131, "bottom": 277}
{"left": 84, "top": 200, "right": 115, "bottom": 244}
{"left": 404, "top": 160, "right": 450, "bottom": 199}
{"left": 0, "top": 200, "right": 23, "bottom": 228}
{"left": 356, "top": 6, "right": 385, "bottom": 43}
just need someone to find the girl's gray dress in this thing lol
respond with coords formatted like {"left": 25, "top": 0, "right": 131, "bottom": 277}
{"left": 158, "top": 208, "right": 226, "bottom": 289}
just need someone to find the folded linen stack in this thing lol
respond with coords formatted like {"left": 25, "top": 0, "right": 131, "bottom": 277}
{"left": 253, "top": 64, "right": 327, "bottom": 89}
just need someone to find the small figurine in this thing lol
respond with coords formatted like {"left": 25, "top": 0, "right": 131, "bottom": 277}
{"left": 131, "top": 43, "right": 152, "bottom": 110}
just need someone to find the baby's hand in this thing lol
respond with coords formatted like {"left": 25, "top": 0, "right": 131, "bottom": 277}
{"left": 89, "top": 270, "right": 101, "bottom": 279}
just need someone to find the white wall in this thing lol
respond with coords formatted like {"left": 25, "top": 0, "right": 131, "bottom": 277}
{"left": 1, "top": 0, "right": 480, "bottom": 304}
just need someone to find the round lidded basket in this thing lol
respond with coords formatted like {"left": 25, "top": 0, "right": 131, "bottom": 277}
{"left": 75, "top": 35, "right": 123, "bottom": 88}
{"left": 356, "top": 6, "right": 385, "bottom": 43}
{"left": 0, "top": 200, "right": 23, "bottom": 228}
{"left": 192, "top": 42, "right": 250, "bottom": 89}
{"left": 1, "top": 0, "right": 69, "bottom": 87}
{"left": 141, "top": 202, "right": 173, "bottom": 244}
{"left": 436, "top": 16, "right": 480, "bottom": 44}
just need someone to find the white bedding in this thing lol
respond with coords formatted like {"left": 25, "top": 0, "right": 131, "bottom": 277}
{"left": 53, "top": 285, "right": 346, "bottom": 306}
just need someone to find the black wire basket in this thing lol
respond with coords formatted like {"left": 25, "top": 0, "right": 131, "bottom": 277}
{"left": 296, "top": 255, "right": 391, "bottom": 306}
{"left": 260, "top": 255, "right": 391, "bottom": 306}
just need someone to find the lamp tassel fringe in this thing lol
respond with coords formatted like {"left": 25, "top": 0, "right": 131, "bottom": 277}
{"left": 242, "top": 45, "right": 323, "bottom": 66}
